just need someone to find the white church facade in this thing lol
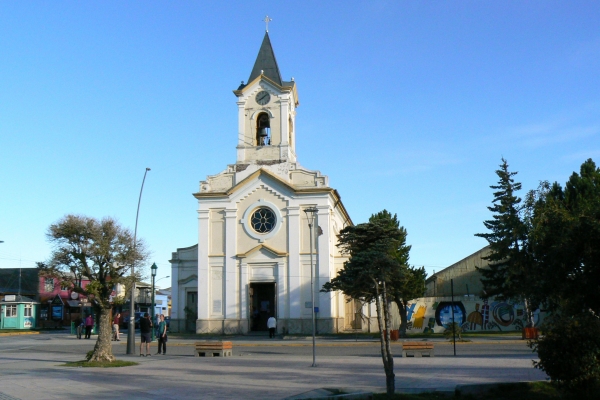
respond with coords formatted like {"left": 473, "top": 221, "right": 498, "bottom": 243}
{"left": 169, "top": 32, "right": 362, "bottom": 335}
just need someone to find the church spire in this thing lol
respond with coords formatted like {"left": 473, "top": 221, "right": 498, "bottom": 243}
{"left": 248, "top": 32, "right": 283, "bottom": 86}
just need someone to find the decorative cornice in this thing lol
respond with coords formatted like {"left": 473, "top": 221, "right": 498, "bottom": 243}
{"left": 178, "top": 274, "right": 198, "bottom": 285}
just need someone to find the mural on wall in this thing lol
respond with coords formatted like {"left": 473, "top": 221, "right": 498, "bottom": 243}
{"left": 435, "top": 301, "right": 466, "bottom": 327}
{"left": 402, "top": 297, "right": 544, "bottom": 333}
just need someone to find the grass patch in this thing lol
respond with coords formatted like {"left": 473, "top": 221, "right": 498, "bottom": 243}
{"left": 372, "top": 382, "right": 565, "bottom": 400}
{"left": 61, "top": 360, "right": 138, "bottom": 368}
{"left": 373, "top": 393, "right": 452, "bottom": 399}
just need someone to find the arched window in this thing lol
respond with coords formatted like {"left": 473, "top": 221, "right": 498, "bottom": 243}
{"left": 256, "top": 113, "right": 270, "bottom": 146}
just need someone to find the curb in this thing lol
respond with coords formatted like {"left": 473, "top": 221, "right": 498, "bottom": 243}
{"left": 0, "top": 331, "right": 40, "bottom": 337}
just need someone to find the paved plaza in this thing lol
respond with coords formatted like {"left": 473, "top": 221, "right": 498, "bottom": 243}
{"left": 0, "top": 332, "right": 548, "bottom": 399}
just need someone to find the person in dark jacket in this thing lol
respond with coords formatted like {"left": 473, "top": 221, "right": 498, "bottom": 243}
{"left": 139, "top": 312, "right": 153, "bottom": 356}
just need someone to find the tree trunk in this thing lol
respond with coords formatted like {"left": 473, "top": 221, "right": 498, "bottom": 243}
{"left": 524, "top": 298, "right": 535, "bottom": 328}
{"left": 394, "top": 296, "right": 408, "bottom": 338}
{"left": 374, "top": 281, "right": 395, "bottom": 396}
{"left": 88, "top": 306, "right": 115, "bottom": 362}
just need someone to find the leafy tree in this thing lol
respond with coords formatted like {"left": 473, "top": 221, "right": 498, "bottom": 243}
{"left": 528, "top": 159, "right": 600, "bottom": 315}
{"left": 530, "top": 311, "right": 600, "bottom": 394}
{"left": 322, "top": 210, "right": 416, "bottom": 395}
{"left": 475, "top": 158, "right": 536, "bottom": 326}
{"left": 41, "top": 214, "right": 148, "bottom": 362}
{"left": 369, "top": 210, "right": 425, "bottom": 337}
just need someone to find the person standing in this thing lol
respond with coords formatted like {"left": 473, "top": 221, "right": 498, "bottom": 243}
{"left": 139, "top": 312, "right": 153, "bottom": 356}
{"left": 84, "top": 314, "right": 93, "bottom": 339}
{"left": 156, "top": 314, "right": 167, "bottom": 355}
{"left": 112, "top": 313, "right": 121, "bottom": 341}
{"left": 154, "top": 314, "right": 160, "bottom": 339}
{"left": 267, "top": 316, "right": 277, "bottom": 339}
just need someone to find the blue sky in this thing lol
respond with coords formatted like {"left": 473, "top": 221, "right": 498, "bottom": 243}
{"left": 1, "top": 1, "right": 599, "bottom": 282}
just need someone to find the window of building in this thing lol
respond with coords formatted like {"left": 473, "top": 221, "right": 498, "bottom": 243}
{"left": 24, "top": 304, "right": 32, "bottom": 317}
{"left": 61, "top": 284, "right": 69, "bottom": 291}
{"left": 5, "top": 305, "right": 17, "bottom": 317}
{"left": 45, "top": 278, "right": 55, "bottom": 292}
{"left": 250, "top": 207, "right": 276, "bottom": 233}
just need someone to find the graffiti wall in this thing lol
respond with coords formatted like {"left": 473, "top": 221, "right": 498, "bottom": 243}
{"left": 396, "top": 296, "right": 544, "bottom": 333}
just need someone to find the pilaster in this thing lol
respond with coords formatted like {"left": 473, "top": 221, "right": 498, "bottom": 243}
{"left": 287, "top": 206, "right": 301, "bottom": 318}
{"left": 198, "top": 209, "right": 210, "bottom": 320}
{"left": 224, "top": 208, "right": 238, "bottom": 319}
{"left": 316, "top": 206, "right": 332, "bottom": 318}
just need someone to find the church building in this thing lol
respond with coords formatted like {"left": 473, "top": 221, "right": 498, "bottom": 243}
{"left": 169, "top": 32, "right": 355, "bottom": 334}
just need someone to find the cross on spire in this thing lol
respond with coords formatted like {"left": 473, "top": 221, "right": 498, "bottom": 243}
{"left": 263, "top": 15, "right": 272, "bottom": 32}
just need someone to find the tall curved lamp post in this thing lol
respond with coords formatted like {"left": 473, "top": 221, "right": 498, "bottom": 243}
{"left": 304, "top": 207, "right": 318, "bottom": 367}
{"left": 127, "top": 167, "right": 151, "bottom": 355}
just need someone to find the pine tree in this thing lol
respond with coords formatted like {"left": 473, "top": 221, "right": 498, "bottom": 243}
{"left": 475, "top": 158, "right": 535, "bottom": 325}
{"left": 322, "top": 210, "right": 422, "bottom": 395}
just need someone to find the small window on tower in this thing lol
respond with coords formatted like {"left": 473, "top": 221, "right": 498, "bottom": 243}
{"left": 256, "top": 113, "right": 270, "bottom": 146}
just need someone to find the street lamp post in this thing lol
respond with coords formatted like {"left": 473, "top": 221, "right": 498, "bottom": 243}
{"left": 151, "top": 263, "right": 157, "bottom": 341}
{"left": 127, "top": 167, "right": 151, "bottom": 355}
{"left": 304, "top": 207, "right": 318, "bottom": 367}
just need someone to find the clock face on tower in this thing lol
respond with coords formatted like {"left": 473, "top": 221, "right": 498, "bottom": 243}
{"left": 256, "top": 90, "right": 271, "bottom": 105}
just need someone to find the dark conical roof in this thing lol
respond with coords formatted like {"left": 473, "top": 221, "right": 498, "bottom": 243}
{"left": 248, "top": 32, "right": 283, "bottom": 86}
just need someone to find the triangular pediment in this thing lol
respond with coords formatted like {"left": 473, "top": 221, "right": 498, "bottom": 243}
{"left": 237, "top": 244, "right": 287, "bottom": 259}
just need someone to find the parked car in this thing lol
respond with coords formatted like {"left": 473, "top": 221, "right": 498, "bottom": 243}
{"left": 121, "top": 312, "right": 142, "bottom": 329}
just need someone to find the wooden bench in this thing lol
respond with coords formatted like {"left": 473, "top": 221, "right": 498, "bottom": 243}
{"left": 401, "top": 341, "right": 434, "bottom": 358}
{"left": 39, "top": 320, "right": 62, "bottom": 329}
{"left": 195, "top": 341, "right": 233, "bottom": 357}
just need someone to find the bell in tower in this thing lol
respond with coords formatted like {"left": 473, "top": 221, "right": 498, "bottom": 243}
{"left": 256, "top": 113, "right": 271, "bottom": 146}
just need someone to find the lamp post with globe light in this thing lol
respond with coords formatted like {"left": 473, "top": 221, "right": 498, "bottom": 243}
{"left": 151, "top": 263, "right": 157, "bottom": 341}
{"left": 303, "top": 207, "right": 319, "bottom": 367}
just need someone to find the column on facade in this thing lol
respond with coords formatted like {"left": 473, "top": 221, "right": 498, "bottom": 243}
{"left": 197, "top": 209, "right": 210, "bottom": 320}
{"left": 316, "top": 206, "right": 332, "bottom": 318}
{"left": 224, "top": 208, "right": 238, "bottom": 320}
{"left": 236, "top": 100, "right": 246, "bottom": 162}
{"left": 279, "top": 98, "right": 289, "bottom": 159}
{"left": 277, "top": 261, "right": 286, "bottom": 320}
{"left": 170, "top": 262, "right": 179, "bottom": 321}
{"left": 240, "top": 261, "right": 248, "bottom": 322}
{"left": 286, "top": 206, "right": 301, "bottom": 319}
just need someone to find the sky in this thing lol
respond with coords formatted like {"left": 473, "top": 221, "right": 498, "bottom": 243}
{"left": 1, "top": 1, "right": 599, "bottom": 283}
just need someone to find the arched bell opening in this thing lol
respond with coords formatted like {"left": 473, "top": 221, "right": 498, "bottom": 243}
{"left": 256, "top": 113, "right": 271, "bottom": 146}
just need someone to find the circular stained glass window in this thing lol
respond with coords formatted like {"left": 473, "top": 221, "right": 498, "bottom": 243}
{"left": 250, "top": 207, "right": 276, "bottom": 233}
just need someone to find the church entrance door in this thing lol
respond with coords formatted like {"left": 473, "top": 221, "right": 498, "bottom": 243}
{"left": 249, "top": 283, "right": 276, "bottom": 331}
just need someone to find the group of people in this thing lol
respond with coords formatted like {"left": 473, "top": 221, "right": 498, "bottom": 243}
{"left": 76, "top": 311, "right": 167, "bottom": 355}
{"left": 139, "top": 313, "right": 168, "bottom": 356}
{"left": 75, "top": 314, "right": 96, "bottom": 339}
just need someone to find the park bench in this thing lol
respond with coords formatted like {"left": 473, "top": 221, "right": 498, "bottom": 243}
{"left": 39, "top": 320, "right": 62, "bottom": 329}
{"left": 401, "top": 341, "right": 434, "bottom": 357}
{"left": 195, "top": 341, "right": 233, "bottom": 357}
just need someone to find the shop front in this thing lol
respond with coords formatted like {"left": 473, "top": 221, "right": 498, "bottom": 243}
{"left": 0, "top": 295, "right": 39, "bottom": 330}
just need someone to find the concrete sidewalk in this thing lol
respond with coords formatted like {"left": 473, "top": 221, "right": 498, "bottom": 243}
{"left": 0, "top": 332, "right": 547, "bottom": 400}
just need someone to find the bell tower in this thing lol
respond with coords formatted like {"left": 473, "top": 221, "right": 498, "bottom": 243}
{"left": 233, "top": 32, "right": 299, "bottom": 165}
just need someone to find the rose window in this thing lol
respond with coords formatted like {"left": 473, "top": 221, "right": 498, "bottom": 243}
{"left": 250, "top": 207, "right": 276, "bottom": 233}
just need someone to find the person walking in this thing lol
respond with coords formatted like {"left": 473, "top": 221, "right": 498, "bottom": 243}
{"left": 139, "top": 312, "right": 153, "bottom": 356}
{"left": 84, "top": 314, "right": 93, "bottom": 339}
{"left": 156, "top": 314, "right": 167, "bottom": 355}
{"left": 75, "top": 316, "right": 83, "bottom": 339}
{"left": 112, "top": 313, "right": 121, "bottom": 341}
{"left": 267, "top": 316, "right": 277, "bottom": 339}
